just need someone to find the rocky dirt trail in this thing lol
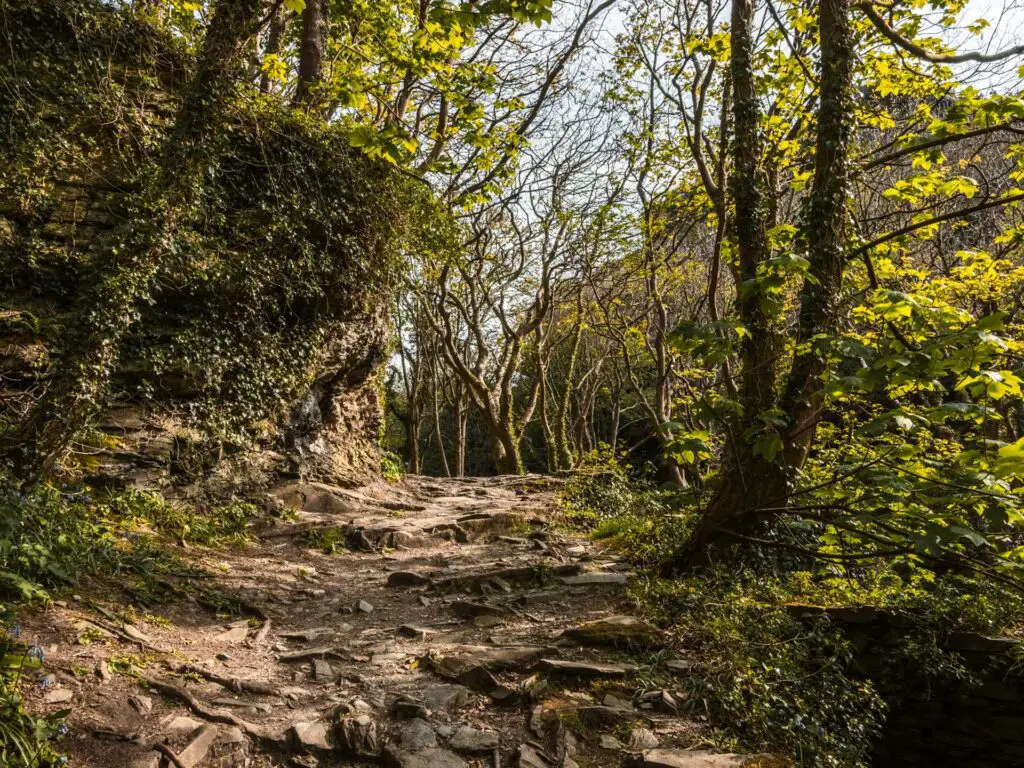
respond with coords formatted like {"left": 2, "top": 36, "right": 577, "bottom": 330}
{"left": 20, "top": 475, "right": 764, "bottom": 768}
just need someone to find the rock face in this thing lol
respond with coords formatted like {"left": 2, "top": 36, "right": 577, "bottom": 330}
{"left": 0, "top": 0, "right": 411, "bottom": 491}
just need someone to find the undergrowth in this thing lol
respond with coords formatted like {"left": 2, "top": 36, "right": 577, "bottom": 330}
{"left": 0, "top": 469, "right": 260, "bottom": 766}
{"left": 559, "top": 461, "right": 1024, "bottom": 767}
{"left": 1, "top": 621, "right": 66, "bottom": 768}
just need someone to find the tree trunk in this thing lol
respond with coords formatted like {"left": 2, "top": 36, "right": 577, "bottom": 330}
{"left": 672, "top": 0, "right": 784, "bottom": 566}
{"left": 292, "top": 0, "right": 324, "bottom": 109}
{"left": 778, "top": 0, "right": 854, "bottom": 468}
{"left": 432, "top": 366, "right": 451, "bottom": 477}
{"left": 556, "top": 299, "right": 583, "bottom": 470}
{"left": 537, "top": 356, "right": 557, "bottom": 473}
{"left": 259, "top": 2, "right": 286, "bottom": 94}
{"left": 677, "top": 0, "right": 855, "bottom": 569}
{"left": 8, "top": 0, "right": 264, "bottom": 482}
{"left": 454, "top": 390, "right": 467, "bottom": 476}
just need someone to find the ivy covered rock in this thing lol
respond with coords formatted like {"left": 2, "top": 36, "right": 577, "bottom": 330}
{"left": 0, "top": 0, "right": 436, "bottom": 491}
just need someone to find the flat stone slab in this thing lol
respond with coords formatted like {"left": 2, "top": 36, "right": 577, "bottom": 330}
{"left": 440, "top": 645, "right": 547, "bottom": 672}
{"left": 536, "top": 658, "right": 635, "bottom": 677}
{"left": 398, "top": 624, "right": 440, "bottom": 640}
{"left": 560, "top": 572, "right": 627, "bottom": 586}
{"left": 166, "top": 716, "right": 204, "bottom": 735}
{"left": 518, "top": 743, "right": 552, "bottom": 768}
{"left": 42, "top": 689, "right": 73, "bottom": 704}
{"left": 385, "top": 747, "right": 467, "bottom": 768}
{"left": 449, "top": 725, "right": 499, "bottom": 752}
{"left": 400, "top": 718, "right": 437, "bottom": 750}
{"left": 278, "top": 646, "right": 339, "bottom": 662}
{"left": 423, "top": 684, "right": 473, "bottom": 712}
{"left": 387, "top": 571, "right": 433, "bottom": 588}
{"left": 177, "top": 724, "right": 219, "bottom": 768}
{"left": 280, "top": 627, "right": 334, "bottom": 642}
{"left": 563, "top": 615, "right": 666, "bottom": 650}
{"left": 624, "top": 750, "right": 755, "bottom": 768}
{"left": 450, "top": 600, "right": 509, "bottom": 619}
{"left": 215, "top": 624, "right": 249, "bottom": 644}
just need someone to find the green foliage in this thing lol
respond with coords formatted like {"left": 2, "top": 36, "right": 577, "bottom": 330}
{"left": 304, "top": 527, "right": 349, "bottom": 555}
{"left": 0, "top": 623, "right": 67, "bottom": 768}
{"left": 0, "top": 471, "right": 253, "bottom": 608}
{"left": 559, "top": 455, "right": 686, "bottom": 565}
{"left": 380, "top": 449, "right": 405, "bottom": 483}
{"left": 636, "top": 572, "right": 886, "bottom": 768}
{"left": 563, "top": 462, "right": 1024, "bottom": 766}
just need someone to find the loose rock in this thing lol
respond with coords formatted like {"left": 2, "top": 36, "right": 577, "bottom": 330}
{"left": 401, "top": 718, "right": 437, "bottom": 750}
{"left": 628, "top": 728, "right": 660, "bottom": 750}
{"left": 385, "top": 747, "right": 467, "bottom": 768}
{"left": 176, "top": 724, "right": 219, "bottom": 768}
{"left": 448, "top": 725, "right": 499, "bottom": 753}
{"left": 335, "top": 714, "right": 380, "bottom": 756}
{"left": 289, "top": 721, "right": 331, "bottom": 751}
{"left": 559, "top": 573, "right": 628, "bottom": 586}
{"left": 387, "top": 571, "right": 432, "bottom": 588}
{"left": 535, "top": 658, "right": 635, "bottom": 678}
{"left": 623, "top": 750, "right": 754, "bottom": 768}
{"left": 313, "top": 658, "right": 335, "bottom": 681}
{"left": 392, "top": 695, "right": 429, "bottom": 720}
{"left": 423, "top": 684, "right": 472, "bottom": 712}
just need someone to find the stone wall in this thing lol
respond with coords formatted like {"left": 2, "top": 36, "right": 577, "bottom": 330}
{"left": 873, "top": 631, "right": 1024, "bottom": 767}
{"left": 789, "top": 605, "right": 1024, "bottom": 767}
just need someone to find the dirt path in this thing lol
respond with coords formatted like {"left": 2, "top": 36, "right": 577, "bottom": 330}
{"left": 20, "top": 475, "right": 755, "bottom": 768}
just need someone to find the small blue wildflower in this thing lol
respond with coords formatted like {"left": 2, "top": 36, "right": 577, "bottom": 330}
{"left": 27, "top": 645, "right": 45, "bottom": 662}
{"left": 38, "top": 674, "right": 54, "bottom": 688}
{"left": 8, "top": 623, "right": 21, "bottom": 638}
{"left": 56, "top": 756, "right": 69, "bottom": 765}
{"left": 57, "top": 724, "right": 70, "bottom": 737}
{"left": 82, "top": 494, "right": 92, "bottom": 503}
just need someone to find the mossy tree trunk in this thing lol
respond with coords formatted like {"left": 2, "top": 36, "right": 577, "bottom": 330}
{"left": 8, "top": 0, "right": 264, "bottom": 482}
{"left": 677, "top": 0, "right": 855, "bottom": 568}
{"left": 292, "top": 0, "right": 324, "bottom": 110}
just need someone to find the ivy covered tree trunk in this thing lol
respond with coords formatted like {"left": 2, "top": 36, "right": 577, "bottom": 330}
{"left": 293, "top": 0, "right": 324, "bottom": 109}
{"left": 556, "top": 298, "right": 583, "bottom": 470}
{"left": 779, "top": 0, "right": 855, "bottom": 468}
{"left": 259, "top": 2, "right": 286, "bottom": 94}
{"left": 7, "top": 0, "right": 264, "bottom": 482}
{"left": 678, "top": 0, "right": 855, "bottom": 568}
